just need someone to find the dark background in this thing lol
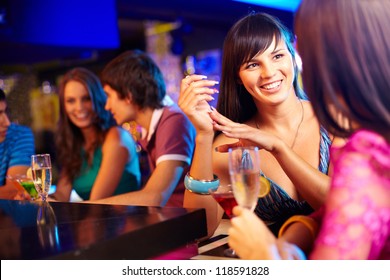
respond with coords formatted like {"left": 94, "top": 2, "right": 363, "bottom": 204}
{"left": 0, "top": 0, "right": 295, "bottom": 76}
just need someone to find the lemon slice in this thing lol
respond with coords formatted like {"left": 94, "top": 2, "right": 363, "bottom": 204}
{"left": 234, "top": 181, "right": 245, "bottom": 194}
{"left": 258, "top": 176, "right": 271, "bottom": 198}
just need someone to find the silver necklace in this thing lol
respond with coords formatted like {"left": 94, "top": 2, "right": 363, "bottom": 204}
{"left": 255, "top": 99, "right": 304, "bottom": 149}
{"left": 290, "top": 100, "right": 304, "bottom": 149}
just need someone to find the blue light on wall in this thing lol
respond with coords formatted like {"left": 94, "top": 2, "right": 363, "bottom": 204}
{"left": 4, "top": 0, "right": 119, "bottom": 49}
{"left": 233, "top": 0, "right": 302, "bottom": 12}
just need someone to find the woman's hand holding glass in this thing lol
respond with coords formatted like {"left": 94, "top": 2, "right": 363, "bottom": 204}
{"left": 228, "top": 205, "right": 277, "bottom": 259}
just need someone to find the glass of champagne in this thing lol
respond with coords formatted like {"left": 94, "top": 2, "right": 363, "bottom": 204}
{"left": 228, "top": 147, "right": 260, "bottom": 210}
{"left": 209, "top": 184, "right": 238, "bottom": 257}
{"left": 31, "top": 154, "right": 52, "bottom": 202}
{"left": 228, "top": 146, "right": 261, "bottom": 257}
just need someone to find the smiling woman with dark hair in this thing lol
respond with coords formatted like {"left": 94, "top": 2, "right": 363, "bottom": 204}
{"left": 178, "top": 12, "right": 342, "bottom": 238}
{"left": 228, "top": 0, "right": 390, "bottom": 260}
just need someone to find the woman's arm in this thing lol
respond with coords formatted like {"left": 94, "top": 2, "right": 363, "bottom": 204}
{"left": 178, "top": 74, "right": 225, "bottom": 237}
{"left": 278, "top": 215, "right": 318, "bottom": 255}
{"left": 88, "top": 127, "right": 130, "bottom": 200}
{"left": 270, "top": 140, "right": 330, "bottom": 209}
{"left": 210, "top": 109, "right": 332, "bottom": 209}
{"left": 92, "top": 159, "right": 186, "bottom": 206}
{"left": 310, "top": 134, "right": 390, "bottom": 259}
{"left": 51, "top": 175, "right": 72, "bottom": 201}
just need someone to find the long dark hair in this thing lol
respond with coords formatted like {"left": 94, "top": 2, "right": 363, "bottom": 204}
{"left": 56, "top": 67, "right": 115, "bottom": 182}
{"left": 217, "top": 12, "right": 305, "bottom": 125}
{"left": 295, "top": 0, "right": 390, "bottom": 140}
{"left": 0, "top": 88, "right": 6, "bottom": 101}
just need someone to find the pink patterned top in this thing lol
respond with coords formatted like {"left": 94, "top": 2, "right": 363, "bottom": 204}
{"left": 310, "top": 130, "right": 390, "bottom": 259}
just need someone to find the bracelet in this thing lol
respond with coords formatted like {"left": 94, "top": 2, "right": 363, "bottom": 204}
{"left": 184, "top": 172, "right": 220, "bottom": 195}
{"left": 278, "top": 215, "right": 319, "bottom": 240}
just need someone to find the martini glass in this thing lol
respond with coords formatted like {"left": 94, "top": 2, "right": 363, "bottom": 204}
{"left": 209, "top": 184, "right": 238, "bottom": 258}
{"left": 7, "top": 174, "right": 39, "bottom": 200}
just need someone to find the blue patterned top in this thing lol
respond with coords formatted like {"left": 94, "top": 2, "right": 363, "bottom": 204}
{"left": 254, "top": 126, "right": 331, "bottom": 235}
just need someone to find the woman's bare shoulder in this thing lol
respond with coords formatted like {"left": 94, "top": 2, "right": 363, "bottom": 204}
{"left": 102, "top": 127, "right": 122, "bottom": 146}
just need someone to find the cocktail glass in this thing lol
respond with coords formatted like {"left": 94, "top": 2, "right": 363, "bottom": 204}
{"left": 209, "top": 184, "right": 238, "bottom": 258}
{"left": 7, "top": 174, "right": 39, "bottom": 200}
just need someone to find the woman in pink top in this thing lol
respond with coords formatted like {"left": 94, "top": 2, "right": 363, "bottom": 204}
{"left": 228, "top": 0, "right": 390, "bottom": 259}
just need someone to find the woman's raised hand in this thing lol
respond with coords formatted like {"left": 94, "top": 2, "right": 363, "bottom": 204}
{"left": 178, "top": 74, "right": 219, "bottom": 135}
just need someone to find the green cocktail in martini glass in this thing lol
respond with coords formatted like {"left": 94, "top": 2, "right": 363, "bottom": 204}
{"left": 7, "top": 174, "right": 39, "bottom": 200}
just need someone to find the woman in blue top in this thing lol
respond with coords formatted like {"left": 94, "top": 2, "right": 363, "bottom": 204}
{"left": 51, "top": 67, "right": 141, "bottom": 201}
{"left": 179, "top": 12, "right": 343, "bottom": 237}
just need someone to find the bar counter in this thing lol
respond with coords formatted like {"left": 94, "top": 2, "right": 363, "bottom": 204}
{"left": 0, "top": 199, "right": 207, "bottom": 260}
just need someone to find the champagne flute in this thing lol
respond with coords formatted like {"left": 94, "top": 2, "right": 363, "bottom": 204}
{"left": 31, "top": 154, "right": 52, "bottom": 202}
{"left": 228, "top": 147, "right": 260, "bottom": 210}
{"left": 209, "top": 184, "right": 238, "bottom": 257}
{"left": 228, "top": 146, "right": 261, "bottom": 257}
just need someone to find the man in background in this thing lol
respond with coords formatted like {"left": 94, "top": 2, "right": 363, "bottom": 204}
{"left": 0, "top": 88, "right": 35, "bottom": 199}
{"left": 99, "top": 50, "right": 196, "bottom": 207}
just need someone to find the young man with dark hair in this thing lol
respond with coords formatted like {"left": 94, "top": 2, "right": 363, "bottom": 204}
{"left": 99, "top": 50, "right": 196, "bottom": 207}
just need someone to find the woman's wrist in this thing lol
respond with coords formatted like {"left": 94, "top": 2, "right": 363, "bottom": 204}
{"left": 269, "top": 136, "right": 286, "bottom": 155}
{"left": 195, "top": 133, "right": 214, "bottom": 145}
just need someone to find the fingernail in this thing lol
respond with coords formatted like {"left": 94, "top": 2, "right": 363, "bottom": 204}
{"left": 213, "top": 81, "right": 219, "bottom": 85}
{"left": 213, "top": 89, "right": 219, "bottom": 93}
{"left": 210, "top": 106, "right": 216, "bottom": 111}
{"left": 200, "top": 75, "right": 208, "bottom": 79}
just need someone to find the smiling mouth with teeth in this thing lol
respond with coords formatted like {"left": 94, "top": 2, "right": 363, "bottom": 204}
{"left": 74, "top": 114, "right": 88, "bottom": 119}
{"left": 261, "top": 80, "right": 282, "bottom": 90}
